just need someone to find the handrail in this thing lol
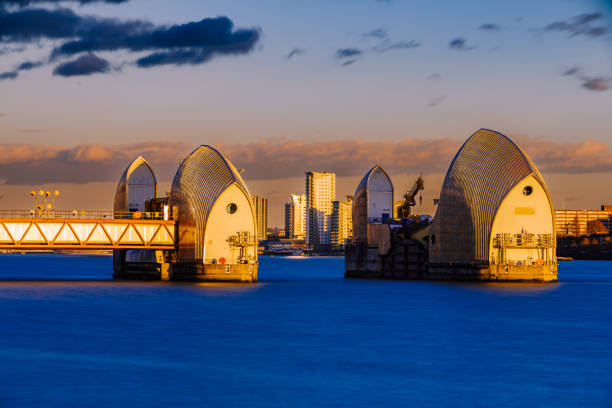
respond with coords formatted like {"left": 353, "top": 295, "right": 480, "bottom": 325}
{"left": 0, "top": 209, "right": 177, "bottom": 221}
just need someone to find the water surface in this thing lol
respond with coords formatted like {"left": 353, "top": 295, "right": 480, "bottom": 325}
{"left": 0, "top": 254, "right": 610, "bottom": 407}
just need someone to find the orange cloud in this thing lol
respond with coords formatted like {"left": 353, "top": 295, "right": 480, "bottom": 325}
{"left": 0, "top": 135, "right": 611, "bottom": 185}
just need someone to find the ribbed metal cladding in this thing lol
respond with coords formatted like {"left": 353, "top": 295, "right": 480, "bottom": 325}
{"left": 113, "top": 156, "right": 157, "bottom": 212}
{"left": 352, "top": 165, "right": 392, "bottom": 243}
{"left": 430, "top": 129, "right": 546, "bottom": 263}
{"left": 169, "top": 145, "right": 250, "bottom": 263}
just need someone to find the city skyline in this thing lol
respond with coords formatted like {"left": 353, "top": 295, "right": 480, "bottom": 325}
{"left": 1, "top": 0, "right": 611, "bottom": 226}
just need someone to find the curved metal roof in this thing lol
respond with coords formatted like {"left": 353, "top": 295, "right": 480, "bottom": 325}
{"left": 431, "top": 128, "right": 548, "bottom": 263}
{"left": 113, "top": 156, "right": 157, "bottom": 212}
{"left": 169, "top": 145, "right": 252, "bottom": 262}
{"left": 352, "top": 165, "right": 393, "bottom": 242}
{"left": 354, "top": 165, "right": 394, "bottom": 197}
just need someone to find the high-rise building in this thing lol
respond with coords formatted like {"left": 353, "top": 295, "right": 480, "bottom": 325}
{"left": 251, "top": 194, "right": 268, "bottom": 241}
{"left": 285, "top": 193, "right": 307, "bottom": 240}
{"left": 305, "top": 172, "right": 336, "bottom": 250}
{"left": 331, "top": 196, "right": 353, "bottom": 250}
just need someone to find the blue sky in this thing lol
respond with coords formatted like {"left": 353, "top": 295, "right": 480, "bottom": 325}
{"left": 0, "top": 0, "right": 611, "bottom": 224}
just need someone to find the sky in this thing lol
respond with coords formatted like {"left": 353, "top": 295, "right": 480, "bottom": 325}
{"left": 0, "top": 0, "right": 611, "bottom": 226}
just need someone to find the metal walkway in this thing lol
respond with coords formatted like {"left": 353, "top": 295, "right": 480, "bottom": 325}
{"left": 0, "top": 210, "right": 176, "bottom": 250}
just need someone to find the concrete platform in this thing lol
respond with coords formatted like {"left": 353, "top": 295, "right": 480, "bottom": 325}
{"left": 170, "top": 263, "right": 258, "bottom": 283}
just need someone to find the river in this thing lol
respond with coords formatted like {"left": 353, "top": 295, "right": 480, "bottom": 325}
{"left": 0, "top": 254, "right": 610, "bottom": 407}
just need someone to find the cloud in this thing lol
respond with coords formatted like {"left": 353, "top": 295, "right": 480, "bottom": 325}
{"left": 0, "top": 0, "right": 129, "bottom": 4}
{"left": 544, "top": 12, "right": 607, "bottom": 38}
{"left": 16, "top": 60, "right": 42, "bottom": 70}
{"left": 0, "top": 141, "right": 192, "bottom": 184}
{"left": 428, "top": 95, "right": 445, "bottom": 107}
{"left": 363, "top": 27, "right": 388, "bottom": 40}
{"left": 4, "top": 136, "right": 612, "bottom": 184}
{"left": 335, "top": 48, "right": 362, "bottom": 59}
{"left": 562, "top": 66, "right": 581, "bottom": 76}
{"left": 362, "top": 28, "right": 419, "bottom": 53}
{"left": 335, "top": 48, "right": 362, "bottom": 66}
{"left": 427, "top": 73, "right": 441, "bottom": 80}
{"left": 0, "top": 7, "right": 88, "bottom": 41}
{"left": 53, "top": 53, "right": 109, "bottom": 76}
{"left": 582, "top": 77, "right": 610, "bottom": 91}
{"left": 478, "top": 23, "right": 500, "bottom": 31}
{"left": 0, "top": 71, "right": 17, "bottom": 80}
{"left": 51, "top": 16, "right": 260, "bottom": 67}
{"left": 562, "top": 66, "right": 610, "bottom": 92}
{"left": 0, "top": 5, "right": 261, "bottom": 76}
{"left": 449, "top": 37, "right": 476, "bottom": 50}
{"left": 373, "top": 40, "right": 420, "bottom": 52}
{"left": 18, "top": 128, "right": 44, "bottom": 133}
{"left": 286, "top": 48, "right": 305, "bottom": 60}
{"left": 0, "top": 45, "right": 25, "bottom": 55}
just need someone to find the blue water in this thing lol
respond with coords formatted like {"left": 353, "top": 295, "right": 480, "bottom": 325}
{"left": 0, "top": 255, "right": 610, "bottom": 407}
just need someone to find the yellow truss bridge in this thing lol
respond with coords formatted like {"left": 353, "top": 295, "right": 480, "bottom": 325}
{"left": 0, "top": 210, "right": 176, "bottom": 251}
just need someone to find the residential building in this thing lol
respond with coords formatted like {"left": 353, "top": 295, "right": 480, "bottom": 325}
{"left": 251, "top": 193, "right": 268, "bottom": 241}
{"left": 284, "top": 193, "right": 307, "bottom": 240}
{"left": 305, "top": 172, "right": 336, "bottom": 250}
{"left": 555, "top": 208, "right": 612, "bottom": 237}
{"left": 331, "top": 196, "right": 353, "bottom": 250}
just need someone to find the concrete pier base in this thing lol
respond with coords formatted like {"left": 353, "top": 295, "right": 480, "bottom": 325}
{"left": 170, "top": 263, "right": 258, "bottom": 283}
{"left": 112, "top": 263, "right": 164, "bottom": 280}
{"left": 345, "top": 243, "right": 558, "bottom": 282}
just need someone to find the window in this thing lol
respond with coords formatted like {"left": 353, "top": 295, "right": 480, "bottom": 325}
{"left": 523, "top": 186, "right": 533, "bottom": 196}
{"left": 227, "top": 203, "right": 238, "bottom": 214}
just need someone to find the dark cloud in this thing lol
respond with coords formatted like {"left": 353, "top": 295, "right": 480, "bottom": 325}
{"left": 335, "top": 48, "right": 362, "bottom": 59}
{"left": 53, "top": 53, "right": 109, "bottom": 76}
{"left": 3, "top": 136, "right": 612, "bottom": 184}
{"left": 363, "top": 27, "right": 388, "bottom": 40}
{"left": 16, "top": 60, "right": 42, "bottom": 70}
{"left": 0, "top": 7, "right": 84, "bottom": 41}
{"left": 544, "top": 12, "right": 607, "bottom": 38}
{"left": 0, "top": 0, "right": 128, "bottom": 5}
{"left": 286, "top": 48, "right": 305, "bottom": 60}
{"left": 479, "top": 23, "right": 500, "bottom": 31}
{"left": 49, "top": 16, "right": 260, "bottom": 66}
{"left": 373, "top": 40, "right": 420, "bottom": 52}
{"left": 562, "top": 66, "right": 581, "bottom": 76}
{"left": 449, "top": 37, "right": 475, "bottom": 50}
{"left": 582, "top": 77, "right": 610, "bottom": 91}
{"left": 341, "top": 59, "right": 357, "bottom": 67}
{"left": 0, "top": 71, "right": 17, "bottom": 80}
{"left": 0, "top": 5, "right": 260, "bottom": 77}
{"left": 562, "top": 66, "right": 610, "bottom": 92}
{"left": 427, "top": 73, "right": 441, "bottom": 80}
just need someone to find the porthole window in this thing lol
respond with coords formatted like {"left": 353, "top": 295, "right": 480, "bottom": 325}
{"left": 227, "top": 203, "right": 238, "bottom": 214}
{"left": 523, "top": 186, "right": 533, "bottom": 196}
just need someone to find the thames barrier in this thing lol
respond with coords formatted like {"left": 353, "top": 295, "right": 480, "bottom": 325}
{"left": 345, "top": 128, "right": 558, "bottom": 282}
{"left": 0, "top": 145, "right": 259, "bottom": 282}
{"left": 0, "top": 129, "right": 557, "bottom": 283}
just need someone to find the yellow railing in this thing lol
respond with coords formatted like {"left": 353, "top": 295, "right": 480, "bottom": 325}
{"left": 0, "top": 209, "right": 177, "bottom": 221}
{"left": 492, "top": 233, "right": 555, "bottom": 248}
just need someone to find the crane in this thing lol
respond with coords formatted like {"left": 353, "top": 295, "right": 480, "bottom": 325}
{"left": 397, "top": 174, "right": 424, "bottom": 219}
